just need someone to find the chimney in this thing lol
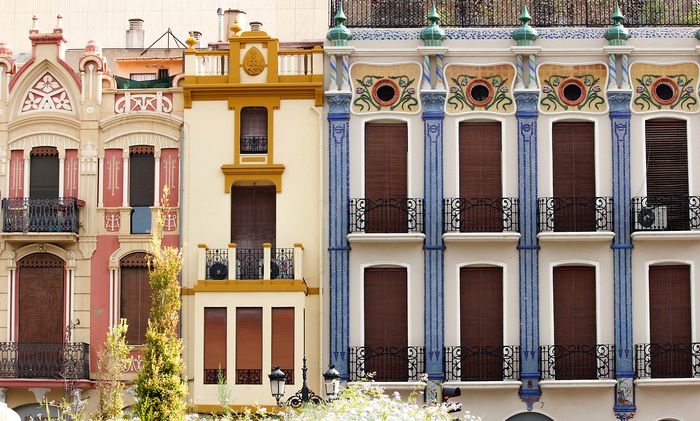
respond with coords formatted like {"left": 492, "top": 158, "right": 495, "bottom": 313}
{"left": 217, "top": 8, "right": 224, "bottom": 42}
{"left": 223, "top": 9, "right": 247, "bottom": 39}
{"left": 126, "top": 18, "right": 145, "bottom": 49}
{"left": 249, "top": 21, "right": 262, "bottom": 32}
{"left": 192, "top": 31, "right": 202, "bottom": 47}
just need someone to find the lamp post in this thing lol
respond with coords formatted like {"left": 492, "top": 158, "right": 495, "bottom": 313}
{"left": 268, "top": 356, "right": 342, "bottom": 407}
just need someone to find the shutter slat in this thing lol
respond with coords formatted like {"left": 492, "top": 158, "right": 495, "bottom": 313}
{"left": 271, "top": 308, "right": 294, "bottom": 382}
{"left": 231, "top": 185, "right": 276, "bottom": 248}
{"left": 204, "top": 308, "right": 227, "bottom": 371}
{"left": 460, "top": 267, "right": 503, "bottom": 348}
{"left": 646, "top": 119, "right": 688, "bottom": 197}
{"left": 18, "top": 254, "right": 64, "bottom": 343}
{"left": 459, "top": 122, "right": 502, "bottom": 198}
{"left": 129, "top": 151, "right": 155, "bottom": 206}
{"left": 236, "top": 308, "right": 262, "bottom": 372}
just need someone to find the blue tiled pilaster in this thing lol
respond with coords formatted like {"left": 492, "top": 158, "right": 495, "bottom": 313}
{"left": 515, "top": 91, "right": 541, "bottom": 408}
{"left": 327, "top": 93, "right": 351, "bottom": 379}
{"left": 608, "top": 91, "right": 636, "bottom": 420}
{"left": 421, "top": 92, "right": 446, "bottom": 380}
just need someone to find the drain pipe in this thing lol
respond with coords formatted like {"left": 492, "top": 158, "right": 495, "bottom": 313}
{"left": 178, "top": 123, "right": 185, "bottom": 339}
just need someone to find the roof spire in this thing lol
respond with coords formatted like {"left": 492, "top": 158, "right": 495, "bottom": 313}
{"left": 512, "top": 4, "right": 538, "bottom": 46}
{"left": 420, "top": 2, "right": 445, "bottom": 46}
{"left": 327, "top": 2, "right": 352, "bottom": 46}
{"left": 604, "top": 2, "right": 629, "bottom": 45}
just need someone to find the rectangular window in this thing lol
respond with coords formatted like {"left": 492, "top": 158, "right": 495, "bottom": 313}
{"left": 204, "top": 308, "right": 227, "bottom": 385}
{"left": 29, "top": 147, "right": 59, "bottom": 199}
{"left": 240, "top": 107, "right": 268, "bottom": 154}
{"left": 129, "top": 73, "right": 157, "bottom": 81}
{"left": 271, "top": 308, "right": 295, "bottom": 384}
{"left": 130, "top": 146, "right": 154, "bottom": 234}
{"left": 236, "top": 307, "right": 262, "bottom": 384}
{"left": 231, "top": 185, "right": 276, "bottom": 249}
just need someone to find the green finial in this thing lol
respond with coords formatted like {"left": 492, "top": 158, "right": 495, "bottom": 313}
{"left": 512, "top": 4, "right": 538, "bottom": 46}
{"left": 327, "top": 2, "right": 352, "bottom": 46}
{"left": 420, "top": 2, "right": 445, "bottom": 47}
{"left": 695, "top": 28, "right": 700, "bottom": 41}
{"left": 604, "top": 3, "right": 629, "bottom": 45}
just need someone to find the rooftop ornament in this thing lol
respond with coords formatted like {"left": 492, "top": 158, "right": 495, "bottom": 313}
{"left": 327, "top": 2, "right": 352, "bottom": 47}
{"left": 420, "top": 3, "right": 445, "bottom": 47}
{"left": 604, "top": 4, "right": 630, "bottom": 46}
{"left": 512, "top": 4, "right": 539, "bottom": 47}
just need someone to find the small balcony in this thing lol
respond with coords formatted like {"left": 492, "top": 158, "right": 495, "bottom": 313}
{"left": 349, "top": 198, "right": 424, "bottom": 234}
{"left": 444, "top": 345, "right": 520, "bottom": 381}
{"left": 635, "top": 343, "right": 700, "bottom": 379}
{"left": 198, "top": 244, "right": 303, "bottom": 281}
{"left": 540, "top": 344, "right": 615, "bottom": 380}
{"left": 0, "top": 342, "right": 89, "bottom": 379}
{"left": 444, "top": 197, "right": 519, "bottom": 233}
{"left": 348, "top": 346, "right": 424, "bottom": 382}
{"left": 2, "top": 197, "right": 80, "bottom": 234}
{"left": 538, "top": 197, "right": 613, "bottom": 233}
{"left": 631, "top": 196, "right": 700, "bottom": 232}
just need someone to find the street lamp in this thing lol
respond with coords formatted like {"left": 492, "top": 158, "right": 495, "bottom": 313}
{"left": 268, "top": 366, "right": 287, "bottom": 406}
{"left": 269, "top": 356, "right": 340, "bottom": 407}
{"left": 322, "top": 364, "right": 341, "bottom": 400}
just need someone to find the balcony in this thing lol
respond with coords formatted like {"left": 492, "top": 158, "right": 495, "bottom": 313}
{"left": 632, "top": 196, "right": 700, "bottom": 232}
{"left": 0, "top": 342, "right": 89, "bottom": 379}
{"left": 330, "top": 0, "right": 698, "bottom": 28}
{"left": 198, "top": 244, "right": 303, "bottom": 281}
{"left": 349, "top": 198, "right": 424, "bottom": 234}
{"left": 540, "top": 344, "right": 615, "bottom": 380}
{"left": 444, "top": 198, "right": 519, "bottom": 233}
{"left": 348, "top": 346, "right": 424, "bottom": 382}
{"left": 2, "top": 197, "right": 80, "bottom": 234}
{"left": 635, "top": 343, "right": 700, "bottom": 379}
{"left": 538, "top": 197, "right": 613, "bottom": 233}
{"left": 444, "top": 345, "right": 520, "bottom": 381}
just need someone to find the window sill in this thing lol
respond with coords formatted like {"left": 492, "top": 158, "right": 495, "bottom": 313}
{"left": 347, "top": 233, "right": 425, "bottom": 243}
{"left": 537, "top": 231, "right": 615, "bottom": 242}
{"left": 443, "top": 380, "right": 521, "bottom": 389}
{"left": 540, "top": 379, "right": 616, "bottom": 388}
{"left": 443, "top": 232, "right": 520, "bottom": 243}
{"left": 635, "top": 378, "right": 700, "bottom": 387}
{"left": 348, "top": 381, "right": 426, "bottom": 390}
{"left": 631, "top": 231, "right": 700, "bottom": 241}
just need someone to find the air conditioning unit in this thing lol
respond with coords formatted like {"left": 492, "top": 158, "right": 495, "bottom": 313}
{"left": 635, "top": 205, "right": 668, "bottom": 230}
{"left": 208, "top": 261, "right": 228, "bottom": 280}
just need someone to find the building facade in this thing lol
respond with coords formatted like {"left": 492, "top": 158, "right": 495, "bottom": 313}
{"left": 325, "top": 2, "right": 700, "bottom": 420}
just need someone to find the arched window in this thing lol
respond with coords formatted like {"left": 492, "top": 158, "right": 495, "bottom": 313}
{"left": 120, "top": 252, "right": 151, "bottom": 344}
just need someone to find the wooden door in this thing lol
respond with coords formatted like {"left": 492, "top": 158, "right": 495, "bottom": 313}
{"left": 204, "top": 307, "right": 227, "bottom": 384}
{"left": 553, "top": 266, "right": 597, "bottom": 379}
{"left": 364, "top": 123, "right": 408, "bottom": 233}
{"left": 364, "top": 268, "right": 408, "bottom": 381}
{"left": 120, "top": 253, "right": 151, "bottom": 345}
{"left": 459, "top": 122, "right": 503, "bottom": 231}
{"left": 460, "top": 267, "right": 503, "bottom": 380}
{"left": 29, "top": 148, "right": 59, "bottom": 199}
{"left": 236, "top": 307, "right": 262, "bottom": 384}
{"left": 552, "top": 122, "right": 595, "bottom": 231}
{"left": 649, "top": 265, "right": 691, "bottom": 378}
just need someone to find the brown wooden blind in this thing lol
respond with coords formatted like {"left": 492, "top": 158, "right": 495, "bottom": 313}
{"left": 204, "top": 308, "right": 227, "bottom": 374}
{"left": 364, "top": 123, "right": 408, "bottom": 199}
{"left": 231, "top": 185, "right": 276, "bottom": 248}
{"left": 18, "top": 253, "right": 64, "bottom": 343}
{"left": 553, "top": 266, "right": 596, "bottom": 346}
{"left": 120, "top": 253, "right": 151, "bottom": 345}
{"left": 363, "top": 268, "right": 407, "bottom": 348}
{"left": 552, "top": 122, "right": 595, "bottom": 198}
{"left": 236, "top": 307, "right": 262, "bottom": 377}
{"left": 129, "top": 150, "right": 154, "bottom": 207}
{"left": 271, "top": 307, "right": 295, "bottom": 383}
{"left": 459, "top": 267, "right": 503, "bottom": 348}
{"left": 645, "top": 119, "right": 688, "bottom": 197}
{"left": 649, "top": 265, "right": 691, "bottom": 345}
{"left": 240, "top": 107, "right": 268, "bottom": 137}
{"left": 30, "top": 153, "right": 60, "bottom": 199}
{"left": 30, "top": 147, "right": 59, "bottom": 157}
{"left": 459, "top": 122, "right": 502, "bottom": 199}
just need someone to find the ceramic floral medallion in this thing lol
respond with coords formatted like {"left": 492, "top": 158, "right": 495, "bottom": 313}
{"left": 537, "top": 63, "right": 608, "bottom": 113}
{"left": 350, "top": 63, "right": 422, "bottom": 114}
{"left": 630, "top": 62, "right": 699, "bottom": 113}
{"left": 20, "top": 72, "right": 73, "bottom": 114}
{"left": 444, "top": 63, "right": 515, "bottom": 114}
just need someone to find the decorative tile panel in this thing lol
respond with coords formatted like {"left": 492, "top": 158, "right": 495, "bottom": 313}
{"left": 630, "top": 62, "right": 699, "bottom": 113}
{"left": 350, "top": 62, "right": 422, "bottom": 114}
{"left": 537, "top": 63, "right": 608, "bottom": 113}
{"left": 444, "top": 63, "right": 515, "bottom": 114}
{"left": 114, "top": 93, "right": 173, "bottom": 113}
{"left": 20, "top": 72, "right": 73, "bottom": 114}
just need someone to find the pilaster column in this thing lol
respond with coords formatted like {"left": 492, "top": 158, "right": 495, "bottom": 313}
{"left": 154, "top": 150, "right": 161, "bottom": 206}
{"left": 515, "top": 90, "right": 541, "bottom": 409}
{"left": 23, "top": 151, "right": 30, "bottom": 197}
{"left": 327, "top": 93, "right": 351, "bottom": 379}
{"left": 609, "top": 90, "right": 635, "bottom": 420}
{"left": 421, "top": 92, "right": 445, "bottom": 380}
{"left": 122, "top": 150, "right": 129, "bottom": 207}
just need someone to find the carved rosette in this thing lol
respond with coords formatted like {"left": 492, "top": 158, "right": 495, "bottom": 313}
{"left": 537, "top": 63, "right": 608, "bottom": 113}
{"left": 444, "top": 63, "right": 516, "bottom": 114}
{"left": 630, "top": 62, "right": 699, "bottom": 113}
{"left": 350, "top": 63, "right": 422, "bottom": 114}
{"left": 242, "top": 46, "right": 266, "bottom": 76}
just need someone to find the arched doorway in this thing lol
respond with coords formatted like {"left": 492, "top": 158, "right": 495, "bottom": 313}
{"left": 506, "top": 413, "right": 555, "bottom": 421}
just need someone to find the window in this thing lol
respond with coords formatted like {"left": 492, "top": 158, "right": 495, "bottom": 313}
{"left": 231, "top": 184, "right": 275, "bottom": 248}
{"left": 236, "top": 307, "right": 262, "bottom": 384}
{"left": 271, "top": 308, "right": 295, "bottom": 384}
{"left": 120, "top": 252, "right": 151, "bottom": 345}
{"left": 240, "top": 107, "right": 268, "bottom": 154}
{"left": 129, "top": 73, "right": 157, "bottom": 81}
{"left": 18, "top": 253, "right": 64, "bottom": 345}
{"left": 129, "top": 146, "right": 154, "bottom": 234}
{"left": 29, "top": 147, "right": 59, "bottom": 199}
{"left": 204, "top": 308, "right": 227, "bottom": 384}
{"left": 158, "top": 69, "right": 169, "bottom": 80}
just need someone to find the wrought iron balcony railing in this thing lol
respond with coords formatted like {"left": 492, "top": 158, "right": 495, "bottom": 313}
{"left": 631, "top": 196, "right": 700, "bottom": 232}
{"left": 204, "top": 368, "right": 225, "bottom": 385}
{"left": 349, "top": 198, "right": 424, "bottom": 234}
{"left": 444, "top": 345, "right": 520, "bottom": 381}
{"left": 540, "top": 344, "right": 615, "bottom": 380}
{"left": 444, "top": 197, "right": 519, "bottom": 233}
{"left": 330, "top": 0, "right": 699, "bottom": 28}
{"left": 538, "top": 197, "right": 613, "bottom": 232}
{"left": 240, "top": 135, "right": 268, "bottom": 154}
{"left": 635, "top": 343, "right": 700, "bottom": 379}
{"left": 349, "top": 346, "right": 424, "bottom": 382}
{"left": 236, "top": 368, "right": 262, "bottom": 385}
{"left": 2, "top": 197, "right": 79, "bottom": 233}
{"left": 0, "top": 342, "right": 89, "bottom": 379}
{"left": 200, "top": 245, "right": 302, "bottom": 280}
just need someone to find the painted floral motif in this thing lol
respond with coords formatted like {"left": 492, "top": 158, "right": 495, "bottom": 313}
{"left": 447, "top": 74, "right": 513, "bottom": 112}
{"left": 105, "top": 212, "right": 120, "bottom": 232}
{"left": 633, "top": 74, "right": 697, "bottom": 111}
{"left": 353, "top": 74, "right": 418, "bottom": 112}
{"left": 114, "top": 93, "right": 174, "bottom": 113}
{"left": 20, "top": 72, "right": 73, "bottom": 113}
{"left": 540, "top": 74, "right": 604, "bottom": 111}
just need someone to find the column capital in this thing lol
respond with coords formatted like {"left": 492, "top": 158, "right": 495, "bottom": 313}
{"left": 420, "top": 91, "right": 446, "bottom": 117}
{"left": 326, "top": 92, "right": 351, "bottom": 115}
{"left": 514, "top": 90, "right": 539, "bottom": 114}
{"left": 607, "top": 90, "right": 633, "bottom": 114}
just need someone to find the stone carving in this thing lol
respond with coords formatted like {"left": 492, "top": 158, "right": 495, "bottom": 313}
{"left": 105, "top": 212, "right": 120, "bottom": 232}
{"left": 114, "top": 93, "right": 173, "bottom": 113}
{"left": 242, "top": 46, "right": 266, "bottom": 76}
{"left": 80, "top": 142, "right": 98, "bottom": 175}
{"left": 21, "top": 72, "right": 73, "bottom": 113}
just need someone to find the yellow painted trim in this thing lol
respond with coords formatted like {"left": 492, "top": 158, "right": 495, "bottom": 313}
{"left": 181, "top": 288, "right": 195, "bottom": 296}
{"left": 228, "top": 243, "right": 237, "bottom": 248}
{"left": 293, "top": 242, "right": 304, "bottom": 249}
{"left": 182, "top": 82, "right": 323, "bottom": 108}
{"left": 190, "top": 404, "right": 281, "bottom": 414}
{"left": 193, "top": 279, "right": 309, "bottom": 294}
{"left": 240, "top": 156, "right": 267, "bottom": 163}
{"left": 197, "top": 243, "right": 208, "bottom": 248}
{"left": 221, "top": 164, "right": 285, "bottom": 193}
{"left": 308, "top": 287, "right": 320, "bottom": 295}
{"left": 225, "top": 96, "right": 280, "bottom": 166}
